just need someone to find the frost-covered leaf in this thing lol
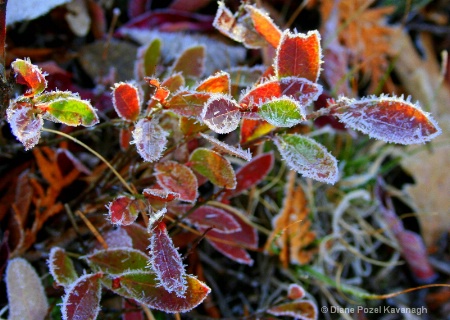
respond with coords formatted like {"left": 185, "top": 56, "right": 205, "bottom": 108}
{"left": 172, "top": 45, "right": 205, "bottom": 78}
{"left": 275, "top": 30, "right": 322, "bottom": 82}
{"left": 240, "top": 118, "right": 276, "bottom": 145}
{"left": 213, "top": 1, "right": 266, "bottom": 49}
{"left": 189, "top": 148, "right": 236, "bottom": 189}
{"left": 335, "top": 96, "right": 442, "bottom": 144}
{"left": 244, "top": 4, "right": 282, "bottom": 48}
{"left": 179, "top": 117, "right": 209, "bottom": 135}
{"left": 221, "top": 152, "right": 274, "bottom": 199}
{"left": 6, "top": 258, "right": 49, "bottom": 320}
{"left": 116, "top": 271, "right": 210, "bottom": 313}
{"left": 11, "top": 58, "right": 47, "bottom": 97}
{"left": 61, "top": 273, "right": 102, "bottom": 320}
{"left": 132, "top": 118, "right": 168, "bottom": 162}
{"left": 112, "top": 82, "right": 141, "bottom": 122}
{"left": 107, "top": 196, "right": 141, "bottom": 226}
{"left": 48, "top": 247, "right": 78, "bottom": 287}
{"left": 149, "top": 222, "right": 187, "bottom": 297}
{"left": 173, "top": 204, "right": 241, "bottom": 234}
{"left": 267, "top": 300, "right": 318, "bottom": 320}
{"left": 6, "top": 102, "right": 43, "bottom": 150}
{"left": 201, "top": 94, "right": 241, "bottom": 134}
{"left": 155, "top": 161, "right": 198, "bottom": 203}
{"left": 148, "top": 208, "right": 168, "bottom": 230}
{"left": 143, "top": 188, "right": 180, "bottom": 203}
{"left": 287, "top": 284, "right": 306, "bottom": 300}
{"left": 196, "top": 71, "right": 230, "bottom": 94}
{"left": 274, "top": 134, "right": 338, "bottom": 184}
{"left": 166, "top": 90, "right": 211, "bottom": 118}
{"left": 239, "top": 77, "right": 322, "bottom": 111}
{"left": 200, "top": 133, "right": 251, "bottom": 161}
{"left": 201, "top": 206, "right": 258, "bottom": 265}
{"left": 103, "top": 228, "right": 134, "bottom": 249}
{"left": 37, "top": 97, "right": 99, "bottom": 127}
{"left": 258, "top": 97, "right": 305, "bottom": 127}
{"left": 145, "top": 78, "right": 170, "bottom": 104}
{"left": 84, "top": 248, "right": 149, "bottom": 274}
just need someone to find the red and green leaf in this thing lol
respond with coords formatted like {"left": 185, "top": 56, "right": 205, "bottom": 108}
{"left": 258, "top": 97, "right": 305, "bottom": 127}
{"left": 179, "top": 117, "right": 208, "bottom": 135}
{"left": 221, "top": 152, "right": 274, "bottom": 199}
{"left": 61, "top": 273, "right": 103, "bottom": 320}
{"left": 275, "top": 30, "right": 322, "bottom": 82}
{"left": 240, "top": 118, "right": 276, "bottom": 145}
{"left": 200, "top": 133, "right": 251, "bottom": 161}
{"left": 196, "top": 71, "right": 230, "bottom": 94}
{"left": 166, "top": 90, "right": 211, "bottom": 118}
{"left": 201, "top": 94, "right": 241, "bottom": 134}
{"left": 161, "top": 72, "right": 185, "bottom": 92}
{"left": 85, "top": 248, "right": 149, "bottom": 274}
{"left": 244, "top": 4, "right": 282, "bottom": 48}
{"left": 6, "top": 102, "right": 43, "bottom": 150}
{"left": 132, "top": 118, "right": 168, "bottom": 162}
{"left": 112, "top": 82, "right": 141, "bottom": 122}
{"left": 189, "top": 148, "right": 236, "bottom": 189}
{"left": 335, "top": 95, "right": 442, "bottom": 144}
{"left": 48, "top": 247, "right": 78, "bottom": 287}
{"left": 37, "top": 97, "right": 99, "bottom": 127}
{"left": 172, "top": 45, "right": 205, "bottom": 79}
{"left": 239, "top": 77, "right": 322, "bottom": 111}
{"left": 267, "top": 300, "right": 318, "bottom": 320}
{"left": 155, "top": 161, "right": 198, "bottom": 203}
{"left": 107, "top": 196, "right": 141, "bottom": 226}
{"left": 11, "top": 58, "right": 47, "bottom": 97}
{"left": 149, "top": 222, "right": 187, "bottom": 297}
{"left": 274, "top": 134, "right": 338, "bottom": 184}
{"left": 116, "top": 271, "right": 211, "bottom": 313}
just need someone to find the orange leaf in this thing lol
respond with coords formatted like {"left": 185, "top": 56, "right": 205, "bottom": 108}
{"left": 275, "top": 30, "right": 322, "bottom": 82}
{"left": 196, "top": 71, "right": 230, "bottom": 94}
{"left": 245, "top": 5, "right": 282, "bottom": 48}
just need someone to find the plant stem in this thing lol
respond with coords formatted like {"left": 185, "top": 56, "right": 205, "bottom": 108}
{"left": 42, "top": 128, "right": 134, "bottom": 194}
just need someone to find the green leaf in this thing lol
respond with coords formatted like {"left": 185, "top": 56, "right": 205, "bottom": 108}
{"left": 48, "top": 247, "right": 78, "bottom": 287}
{"left": 189, "top": 148, "right": 236, "bottom": 189}
{"left": 143, "top": 38, "right": 161, "bottom": 77}
{"left": 117, "top": 271, "right": 211, "bottom": 313}
{"left": 37, "top": 97, "right": 99, "bottom": 127}
{"left": 84, "top": 248, "right": 150, "bottom": 275}
{"left": 258, "top": 97, "right": 305, "bottom": 127}
{"left": 274, "top": 134, "right": 338, "bottom": 184}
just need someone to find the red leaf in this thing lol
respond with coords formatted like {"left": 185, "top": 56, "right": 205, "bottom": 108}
{"left": 11, "top": 58, "right": 47, "bottom": 97}
{"left": 335, "top": 95, "right": 442, "bottom": 144}
{"left": 275, "top": 30, "right": 322, "bottom": 82}
{"left": 61, "top": 273, "right": 103, "bottom": 320}
{"left": 170, "top": 204, "right": 241, "bottom": 234}
{"left": 396, "top": 230, "right": 437, "bottom": 283}
{"left": 155, "top": 161, "right": 198, "bottom": 203}
{"left": 245, "top": 5, "right": 282, "bottom": 48}
{"left": 239, "top": 77, "right": 322, "bottom": 112}
{"left": 240, "top": 118, "right": 276, "bottom": 145}
{"left": 201, "top": 94, "right": 241, "bottom": 134}
{"left": 117, "top": 271, "right": 211, "bottom": 313}
{"left": 107, "top": 196, "right": 141, "bottom": 226}
{"left": 202, "top": 206, "right": 258, "bottom": 265}
{"left": 267, "top": 300, "right": 318, "bottom": 320}
{"left": 123, "top": 298, "right": 145, "bottom": 320}
{"left": 143, "top": 188, "right": 180, "bottom": 203}
{"left": 145, "top": 78, "right": 170, "bottom": 104}
{"left": 132, "top": 118, "right": 168, "bottom": 162}
{"left": 221, "top": 152, "right": 274, "bottom": 199}
{"left": 196, "top": 71, "right": 230, "bottom": 94}
{"left": 123, "top": 224, "right": 150, "bottom": 252}
{"left": 166, "top": 90, "right": 211, "bottom": 118}
{"left": 120, "top": 128, "right": 132, "bottom": 151}
{"left": 287, "top": 284, "right": 306, "bottom": 300}
{"left": 112, "top": 82, "right": 141, "bottom": 122}
{"left": 149, "top": 222, "right": 187, "bottom": 297}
